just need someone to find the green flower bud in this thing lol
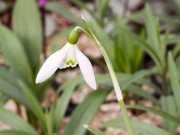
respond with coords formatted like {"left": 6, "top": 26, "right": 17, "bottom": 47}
{"left": 68, "top": 29, "right": 79, "bottom": 44}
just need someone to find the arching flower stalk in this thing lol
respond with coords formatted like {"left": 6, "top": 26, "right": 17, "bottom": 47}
{"left": 78, "top": 16, "right": 135, "bottom": 135}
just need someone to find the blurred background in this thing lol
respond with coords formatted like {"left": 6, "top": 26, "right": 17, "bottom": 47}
{"left": 0, "top": 0, "right": 180, "bottom": 135}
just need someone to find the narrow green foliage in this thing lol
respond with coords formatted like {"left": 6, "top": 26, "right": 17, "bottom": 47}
{"left": 0, "top": 130, "right": 34, "bottom": 135}
{"left": 0, "top": 25, "right": 32, "bottom": 82}
{"left": 161, "top": 96, "right": 177, "bottom": 134}
{"left": 114, "top": 24, "right": 143, "bottom": 73}
{"left": 46, "top": 2, "right": 82, "bottom": 25}
{"left": 64, "top": 90, "right": 110, "bottom": 135}
{"left": 168, "top": 53, "right": 180, "bottom": 113}
{"left": 145, "top": 4, "right": 160, "bottom": 51}
{"left": 128, "top": 105, "right": 180, "bottom": 125}
{"left": 18, "top": 81, "right": 47, "bottom": 131}
{"left": 103, "top": 119, "right": 171, "bottom": 135}
{"left": 13, "top": 0, "right": 42, "bottom": 70}
{"left": 0, "top": 108, "right": 38, "bottom": 135}
{"left": 52, "top": 78, "right": 82, "bottom": 132}
{"left": 96, "top": 0, "right": 109, "bottom": 26}
{"left": 84, "top": 125, "right": 105, "bottom": 135}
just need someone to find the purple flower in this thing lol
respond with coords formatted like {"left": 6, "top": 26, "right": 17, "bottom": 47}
{"left": 38, "top": 0, "right": 48, "bottom": 8}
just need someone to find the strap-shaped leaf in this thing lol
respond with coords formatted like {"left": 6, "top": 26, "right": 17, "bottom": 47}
{"left": 0, "top": 25, "right": 32, "bottom": 82}
{"left": 145, "top": 4, "right": 160, "bottom": 51}
{"left": 126, "top": 85, "right": 159, "bottom": 105}
{"left": 161, "top": 96, "right": 177, "bottom": 134}
{"left": 168, "top": 53, "right": 180, "bottom": 113}
{"left": 52, "top": 77, "right": 82, "bottom": 132}
{"left": 127, "top": 105, "right": 180, "bottom": 124}
{"left": 18, "top": 81, "right": 47, "bottom": 131}
{"left": 0, "top": 108, "right": 38, "bottom": 135}
{"left": 103, "top": 119, "right": 171, "bottom": 135}
{"left": 64, "top": 89, "right": 110, "bottom": 135}
{"left": 46, "top": 2, "right": 82, "bottom": 25}
{"left": 0, "top": 130, "right": 33, "bottom": 135}
{"left": 0, "top": 94, "right": 8, "bottom": 106}
{"left": 84, "top": 125, "right": 105, "bottom": 135}
{"left": 13, "top": 0, "right": 42, "bottom": 70}
{"left": 0, "top": 67, "right": 30, "bottom": 108}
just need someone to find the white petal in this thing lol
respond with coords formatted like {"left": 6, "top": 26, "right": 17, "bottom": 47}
{"left": 75, "top": 45, "right": 97, "bottom": 90}
{"left": 59, "top": 45, "right": 78, "bottom": 69}
{"left": 36, "top": 44, "right": 70, "bottom": 83}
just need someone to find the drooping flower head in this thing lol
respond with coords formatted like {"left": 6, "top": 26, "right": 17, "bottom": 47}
{"left": 36, "top": 28, "right": 97, "bottom": 89}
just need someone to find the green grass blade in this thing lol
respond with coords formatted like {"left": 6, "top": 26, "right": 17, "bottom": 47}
{"left": 145, "top": 4, "right": 159, "bottom": 51}
{"left": 116, "top": 21, "right": 162, "bottom": 72}
{"left": 46, "top": 2, "right": 82, "bottom": 26}
{"left": 0, "top": 108, "right": 38, "bottom": 135}
{"left": 0, "top": 25, "right": 32, "bottom": 82}
{"left": 18, "top": 81, "right": 47, "bottom": 131}
{"left": 52, "top": 78, "right": 82, "bottom": 132}
{"left": 103, "top": 119, "right": 171, "bottom": 135}
{"left": 161, "top": 96, "right": 177, "bottom": 134}
{"left": 0, "top": 130, "right": 34, "bottom": 135}
{"left": 126, "top": 85, "right": 159, "bottom": 105}
{"left": 84, "top": 125, "right": 105, "bottom": 135}
{"left": 64, "top": 89, "right": 110, "bottom": 135}
{"left": 13, "top": 0, "right": 42, "bottom": 69}
{"left": 72, "top": 0, "right": 99, "bottom": 23}
{"left": 121, "top": 68, "right": 157, "bottom": 89}
{"left": 0, "top": 67, "right": 30, "bottom": 107}
{"left": 0, "top": 94, "right": 8, "bottom": 106}
{"left": 168, "top": 53, "right": 180, "bottom": 113}
{"left": 90, "top": 23, "right": 114, "bottom": 62}
{"left": 127, "top": 105, "right": 180, "bottom": 125}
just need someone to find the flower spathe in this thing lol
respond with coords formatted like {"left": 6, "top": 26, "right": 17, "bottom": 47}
{"left": 36, "top": 42, "right": 97, "bottom": 90}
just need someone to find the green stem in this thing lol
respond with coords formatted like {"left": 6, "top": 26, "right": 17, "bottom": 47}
{"left": 119, "top": 100, "right": 135, "bottom": 135}
{"left": 78, "top": 16, "right": 135, "bottom": 135}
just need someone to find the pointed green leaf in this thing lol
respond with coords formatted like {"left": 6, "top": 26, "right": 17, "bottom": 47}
{"left": 127, "top": 105, "right": 180, "bottom": 125}
{"left": 145, "top": 4, "right": 159, "bottom": 51}
{"left": 103, "top": 119, "right": 171, "bottom": 135}
{"left": 13, "top": 0, "right": 42, "bottom": 69}
{"left": 126, "top": 85, "right": 159, "bottom": 105}
{"left": 0, "top": 94, "right": 8, "bottom": 106}
{"left": 64, "top": 89, "right": 110, "bottom": 135}
{"left": 0, "top": 25, "right": 32, "bottom": 82}
{"left": 53, "top": 77, "right": 82, "bottom": 131}
{"left": 46, "top": 2, "right": 82, "bottom": 25}
{"left": 168, "top": 53, "right": 180, "bottom": 113}
{"left": 0, "top": 67, "right": 30, "bottom": 107}
{"left": 0, "top": 130, "right": 34, "bottom": 135}
{"left": 84, "top": 125, "right": 105, "bottom": 135}
{"left": 0, "top": 108, "right": 38, "bottom": 135}
{"left": 18, "top": 81, "right": 47, "bottom": 131}
{"left": 161, "top": 96, "right": 177, "bottom": 134}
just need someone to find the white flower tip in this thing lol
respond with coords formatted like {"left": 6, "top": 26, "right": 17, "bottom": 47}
{"left": 35, "top": 80, "right": 39, "bottom": 84}
{"left": 35, "top": 77, "right": 41, "bottom": 84}
{"left": 90, "top": 83, "right": 97, "bottom": 90}
{"left": 81, "top": 14, "right": 85, "bottom": 20}
{"left": 83, "top": 124, "right": 89, "bottom": 128}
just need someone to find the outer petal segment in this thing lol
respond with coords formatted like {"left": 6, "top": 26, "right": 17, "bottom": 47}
{"left": 75, "top": 45, "right": 97, "bottom": 90}
{"left": 36, "top": 44, "right": 70, "bottom": 83}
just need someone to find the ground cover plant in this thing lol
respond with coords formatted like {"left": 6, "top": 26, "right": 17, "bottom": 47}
{"left": 0, "top": 0, "right": 179, "bottom": 135}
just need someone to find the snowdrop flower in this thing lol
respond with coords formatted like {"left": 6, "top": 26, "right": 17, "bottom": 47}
{"left": 36, "top": 29, "right": 97, "bottom": 89}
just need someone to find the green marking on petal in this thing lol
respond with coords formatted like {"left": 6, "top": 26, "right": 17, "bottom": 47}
{"left": 66, "top": 59, "right": 75, "bottom": 66}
